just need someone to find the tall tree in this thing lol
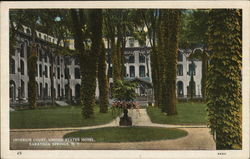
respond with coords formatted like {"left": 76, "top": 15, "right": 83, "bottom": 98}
{"left": 71, "top": 9, "right": 103, "bottom": 118}
{"left": 207, "top": 9, "right": 242, "bottom": 149}
{"left": 156, "top": 10, "right": 165, "bottom": 110}
{"left": 103, "top": 10, "right": 121, "bottom": 86}
{"left": 103, "top": 10, "right": 135, "bottom": 86}
{"left": 86, "top": 9, "right": 103, "bottom": 117}
{"left": 98, "top": 42, "right": 109, "bottom": 113}
{"left": 139, "top": 9, "right": 161, "bottom": 107}
{"left": 160, "top": 9, "right": 180, "bottom": 115}
{"left": 27, "top": 43, "right": 38, "bottom": 109}
{"left": 70, "top": 9, "right": 89, "bottom": 117}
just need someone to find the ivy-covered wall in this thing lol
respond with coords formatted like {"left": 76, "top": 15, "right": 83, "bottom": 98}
{"left": 207, "top": 9, "right": 242, "bottom": 150}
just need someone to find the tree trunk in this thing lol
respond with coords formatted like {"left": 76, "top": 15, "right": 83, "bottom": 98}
{"left": 120, "top": 28, "right": 126, "bottom": 79}
{"left": 80, "top": 9, "right": 103, "bottom": 118}
{"left": 111, "top": 35, "right": 121, "bottom": 92}
{"left": 27, "top": 44, "right": 37, "bottom": 109}
{"left": 70, "top": 9, "right": 90, "bottom": 117}
{"left": 49, "top": 54, "right": 55, "bottom": 106}
{"left": 150, "top": 47, "right": 159, "bottom": 107}
{"left": 156, "top": 10, "right": 165, "bottom": 111}
{"left": 161, "top": 10, "right": 180, "bottom": 115}
{"left": 201, "top": 49, "right": 208, "bottom": 102}
{"left": 98, "top": 42, "right": 109, "bottom": 113}
{"left": 27, "top": 27, "right": 38, "bottom": 109}
{"left": 116, "top": 23, "right": 122, "bottom": 79}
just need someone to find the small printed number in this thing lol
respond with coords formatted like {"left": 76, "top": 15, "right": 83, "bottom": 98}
{"left": 218, "top": 152, "right": 226, "bottom": 155}
{"left": 17, "top": 151, "right": 22, "bottom": 155}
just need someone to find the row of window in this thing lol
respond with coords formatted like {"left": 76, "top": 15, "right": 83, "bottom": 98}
{"left": 125, "top": 51, "right": 183, "bottom": 64}
{"left": 36, "top": 65, "right": 81, "bottom": 79}
{"left": 10, "top": 79, "right": 81, "bottom": 101}
{"left": 109, "top": 64, "right": 196, "bottom": 78}
{"left": 10, "top": 78, "right": 197, "bottom": 101}
{"left": 10, "top": 80, "right": 25, "bottom": 99}
{"left": 109, "top": 65, "right": 146, "bottom": 78}
{"left": 10, "top": 59, "right": 25, "bottom": 75}
{"left": 177, "top": 64, "right": 196, "bottom": 76}
{"left": 10, "top": 61, "right": 195, "bottom": 78}
{"left": 10, "top": 59, "right": 195, "bottom": 79}
{"left": 10, "top": 58, "right": 81, "bottom": 79}
{"left": 176, "top": 80, "right": 196, "bottom": 97}
{"left": 16, "top": 43, "right": 64, "bottom": 66}
{"left": 126, "top": 53, "right": 146, "bottom": 63}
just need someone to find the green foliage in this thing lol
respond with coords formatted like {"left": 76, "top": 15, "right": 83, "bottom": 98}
{"left": 179, "top": 9, "right": 209, "bottom": 49}
{"left": 113, "top": 80, "right": 137, "bottom": 102}
{"left": 207, "top": 9, "right": 242, "bottom": 150}
{"left": 132, "top": 29, "right": 147, "bottom": 46}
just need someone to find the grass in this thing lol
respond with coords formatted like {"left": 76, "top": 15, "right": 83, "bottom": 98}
{"left": 147, "top": 102, "right": 208, "bottom": 125}
{"left": 63, "top": 126, "right": 188, "bottom": 143}
{"left": 10, "top": 106, "right": 118, "bottom": 129}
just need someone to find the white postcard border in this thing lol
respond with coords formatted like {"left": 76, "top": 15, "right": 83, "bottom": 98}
{"left": 1, "top": 1, "right": 249, "bottom": 159}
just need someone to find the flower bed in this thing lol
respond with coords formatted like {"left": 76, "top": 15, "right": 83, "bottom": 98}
{"left": 112, "top": 101, "right": 140, "bottom": 110}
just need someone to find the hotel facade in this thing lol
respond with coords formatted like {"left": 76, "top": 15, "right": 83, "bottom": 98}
{"left": 9, "top": 26, "right": 202, "bottom": 105}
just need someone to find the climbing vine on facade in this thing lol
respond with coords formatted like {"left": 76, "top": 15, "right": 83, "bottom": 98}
{"left": 207, "top": 9, "right": 242, "bottom": 150}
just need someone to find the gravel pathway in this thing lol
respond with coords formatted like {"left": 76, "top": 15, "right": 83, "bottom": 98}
{"left": 10, "top": 109, "right": 216, "bottom": 150}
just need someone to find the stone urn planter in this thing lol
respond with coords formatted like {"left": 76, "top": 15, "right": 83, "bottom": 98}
{"left": 119, "top": 109, "right": 132, "bottom": 126}
{"left": 112, "top": 101, "right": 140, "bottom": 126}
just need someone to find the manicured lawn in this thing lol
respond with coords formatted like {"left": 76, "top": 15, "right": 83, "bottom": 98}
{"left": 147, "top": 102, "right": 208, "bottom": 125}
{"left": 63, "top": 126, "right": 188, "bottom": 142}
{"left": 10, "top": 106, "right": 117, "bottom": 129}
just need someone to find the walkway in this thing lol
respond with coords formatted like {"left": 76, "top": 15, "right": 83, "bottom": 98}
{"left": 10, "top": 109, "right": 216, "bottom": 150}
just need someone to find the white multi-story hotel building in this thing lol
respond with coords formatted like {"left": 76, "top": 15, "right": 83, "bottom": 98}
{"left": 9, "top": 27, "right": 202, "bottom": 105}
